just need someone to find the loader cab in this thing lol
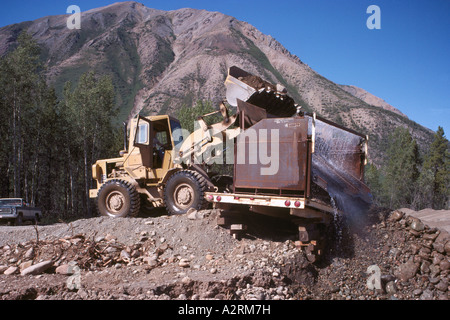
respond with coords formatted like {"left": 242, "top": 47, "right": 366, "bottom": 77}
{"left": 132, "top": 115, "right": 180, "bottom": 174}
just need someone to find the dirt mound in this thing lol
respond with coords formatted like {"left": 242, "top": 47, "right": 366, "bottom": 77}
{"left": 398, "top": 208, "right": 450, "bottom": 234}
{"left": 0, "top": 206, "right": 449, "bottom": 300}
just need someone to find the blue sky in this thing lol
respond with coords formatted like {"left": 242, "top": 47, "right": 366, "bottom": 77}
{"left": 1, "top": 0, "right": 449, "bottom": 135}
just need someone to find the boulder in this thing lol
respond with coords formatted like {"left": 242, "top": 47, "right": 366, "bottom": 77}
{"left": 410, "top": 219, "right": 425, "bottom": 232}
{"left": 4, "top": 266, "right": 19, "bottom": 275}
{"left": 55, "top": 264, "right": 78, "bottom": 275}
{"left": 20, "top": 260, "right": 53, "bottom": 276}
{"left": 19, "top": 260, "right": 33, "bottom": 271}
{"left": 395, "top": 259, "right": 418, "bottom": 282}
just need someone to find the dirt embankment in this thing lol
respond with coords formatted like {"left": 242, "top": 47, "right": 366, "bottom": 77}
{"left": 0, "top": 206, "right": 449, "bottom": 300}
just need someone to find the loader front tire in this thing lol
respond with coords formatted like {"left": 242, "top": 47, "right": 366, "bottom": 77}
{"left": 164, "top": 170, "right": 208, "bottom": 215}
{"left": 97, "top": 179, "right": 140, "bottom": 218}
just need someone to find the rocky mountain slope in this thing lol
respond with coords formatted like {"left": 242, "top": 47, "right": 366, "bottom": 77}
{"left": 338, "top": 84, "right": 407, "bottom": 118}
{"left": 0, "top": 1, "right": 434, "bottom": 166}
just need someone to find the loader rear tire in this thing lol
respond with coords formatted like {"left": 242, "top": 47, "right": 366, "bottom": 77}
{"left": 164, "top": 170, "right": 209, "bottom": 215}
{"left": 97, "top": 179, "right": 140, "bottom": 218}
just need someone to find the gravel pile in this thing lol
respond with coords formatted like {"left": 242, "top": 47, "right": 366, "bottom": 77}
{"left": 0, "top": 206, "right": 448, "bottom": 300}
{"left": 310, "top": 208, "right": 449, "bottom": 300}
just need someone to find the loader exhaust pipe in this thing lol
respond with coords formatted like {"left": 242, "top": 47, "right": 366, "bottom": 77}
{"left": 123, "top": 121, "right": 128, "bottom": 152}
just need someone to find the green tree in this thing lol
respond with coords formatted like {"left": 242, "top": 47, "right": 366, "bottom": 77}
{"left": 364, "top": 162, "right": 383, "bottom": 205}
{"left": 176, "top": 100, "right": 233, "bottom": 175}
{"left": 62, "top": 71, "right": 120, "bottom": 216}
{"left": 381, "top": 127, "right": 420, "bottom": 209}
{"left": 177, "top": 100, "right": 219, "bottom": 133}
{"left": 416, "top": 127, "right": 450, "bottom": 209}
{"left": 0, "top": 32, "right": 42, "bottom": 198}
{"left": 23, "top": 80, "right": 61, "bottom": 207}
{"left": 0, "top": 31, "right": 72, "bottom": 221}
{"left": 0, "top": 53, "right": 11, "bottom": 196}
{"left": 0, "top": 31, "right": 122, "bottom": 220}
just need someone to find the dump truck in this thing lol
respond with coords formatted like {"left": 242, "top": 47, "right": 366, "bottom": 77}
{"left": 89, "top": 66, "right": 372, "bottom": 261}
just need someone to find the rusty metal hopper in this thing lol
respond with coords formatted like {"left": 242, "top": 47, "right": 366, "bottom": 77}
{"left": 225, "top": 66, "right": 372, "bottom": 215}
{"left": 233, "top": 113, "right": 311, "bottom": 195}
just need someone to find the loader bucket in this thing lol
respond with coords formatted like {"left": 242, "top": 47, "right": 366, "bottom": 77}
{"left": 225, "top": 66, "right": 297, "bottom": 118}
{"left": 225, "top": 66, "right": 257, "bottom": 107}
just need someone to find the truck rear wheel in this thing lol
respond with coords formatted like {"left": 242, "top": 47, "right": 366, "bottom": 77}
{"left": 97, "top": 179, "right": 140, "bottom": 218}
{"left": 15, "top": 213, "right": 23, "bottom": 226}
{"left": 164, "top": 170, "right": 209, "bottom": 215}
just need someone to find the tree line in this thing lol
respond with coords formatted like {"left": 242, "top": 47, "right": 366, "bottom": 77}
{"left": 365, "top": 126, "right": 449, "bottom": 210}
{"left": 0, "top": 32, "right": 121, "bottom": 221}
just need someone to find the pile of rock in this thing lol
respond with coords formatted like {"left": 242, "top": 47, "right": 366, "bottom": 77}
{"left": 387, "top": 210, "right": 449, "bottom": 299}
{"left": 0, "top": 231, "right": 173, "bottom": 277}
{"left": 0, "top": 207, "right": 448, "bottom": 300}
{"left": 310, "top": 208, "right": 449, "bottom": 300}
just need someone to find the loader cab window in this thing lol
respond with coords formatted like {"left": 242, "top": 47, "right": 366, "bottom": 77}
{"left": 152, "top": 119, "right": 173, "bottom": 168}
{"left": 136, "top": 122, "right": 149, "bottom": 145}
{"left": 152, "top": 121, "right": 172, "bottom": 150}
{"left": 170, "top": 119, "right": 183, "bottom": 151}
{"left": 133, "top": 116, "right": 173, "bottom": 169}
{"left": 155, "top": 131, "right": 168, "bottom": 145}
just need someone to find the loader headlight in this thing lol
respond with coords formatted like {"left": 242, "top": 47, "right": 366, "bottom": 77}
{"left": 92, "top": 164, "right": 102, "bottom": 180}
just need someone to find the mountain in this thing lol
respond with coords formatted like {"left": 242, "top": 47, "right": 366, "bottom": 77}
{"left": 0, "top": 1, "right": 434, "bottom": 167}
{"left": 338, "top": 84, "right": 407, "bottom": 118}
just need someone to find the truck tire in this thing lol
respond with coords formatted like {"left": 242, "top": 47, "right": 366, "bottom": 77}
{"left": 164, "top": 170, "right": 209, "bottom": 215}
{"left": 34, "top": 213, "right": 40, "bottom": 225}
{"left": 97, "top": 179, "right": 140, "bottom": 218}
{"left": 15, "top": 213, "right": 23, "bottom": 226}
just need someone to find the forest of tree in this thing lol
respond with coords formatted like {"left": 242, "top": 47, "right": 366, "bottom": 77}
{"left": 0, "top": 32, "right": 448, "bottom": 222}
{"left": 365, "top": 126, "right": 450, "bottom": 210}
{"left": 0, "top": 32, "right": 122, "bottom": 221}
